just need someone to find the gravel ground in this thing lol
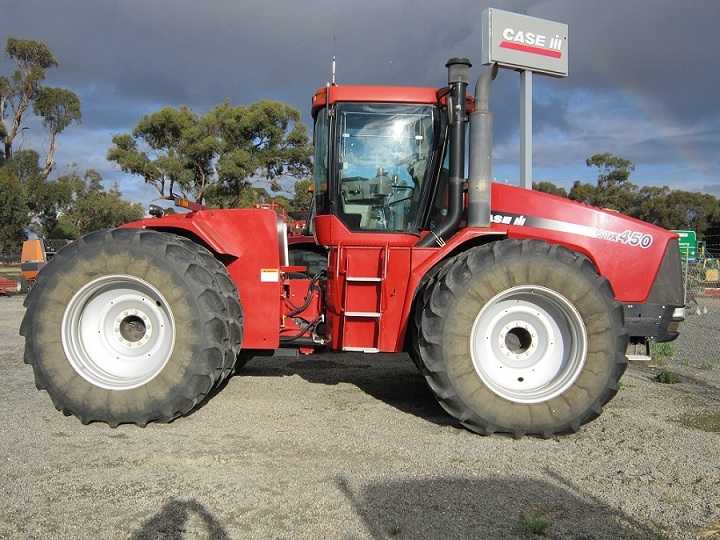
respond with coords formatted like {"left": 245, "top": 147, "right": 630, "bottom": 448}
{"left": 1, "top": 294, "right": 719, "bottom": 539}
{"left": 668, "top": 297, "right": 720, "bottom": 384}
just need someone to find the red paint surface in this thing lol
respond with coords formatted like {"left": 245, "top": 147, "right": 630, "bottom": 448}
{"left": 313, "top": 85, "right": 437, "bottom": 111}
{"left": 122, "top": 209, "right": 282, "bottom": 348}
{"left": 489, "top": 183, "right": 674, "bottom": 302}
{"left": 499, "top": 40, "right": 562, "bottom": 58}
{"left": 123, "top": 183, "right": 676, "bottom": 354}
{"left": 281, "top": 277, "right": 322, "bottom": 339}
{"left": 0, "top": 277, "right": 18, "bottom": 294}
{"left": 313, "top": 184, "right": 675, "bottom": 353}
{"left": 311, "top": 85, "right": 475, "bottom": 116}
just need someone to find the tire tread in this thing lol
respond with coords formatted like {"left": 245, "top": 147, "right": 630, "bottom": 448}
{"left": 412, "top": 239, "right": 627, "bottom": 437}
{"left": 21, "top": 228, "right": 244, "bottom": 427}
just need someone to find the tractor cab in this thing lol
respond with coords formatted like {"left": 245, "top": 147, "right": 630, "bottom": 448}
{"left": 311, "top": 86, "right": 451, "bottom": 237}
{"left": 304, "top": 75, "right": 477, "bottom": 353}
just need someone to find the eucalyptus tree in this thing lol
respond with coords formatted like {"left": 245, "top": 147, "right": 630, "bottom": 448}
{"left": 108, "top": 100, "right": 312, "bottom": 206}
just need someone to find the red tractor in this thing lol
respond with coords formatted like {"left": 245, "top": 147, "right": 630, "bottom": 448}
{"left": 21, "top": 59, "right": 684, "bottom": 436}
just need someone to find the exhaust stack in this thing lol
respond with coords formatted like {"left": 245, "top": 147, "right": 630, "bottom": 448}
{"left": 417, "top": 57, "right": 471, "bottom": 247}
{"left": 468, "top": 63, "right": 498, "bottom": 227}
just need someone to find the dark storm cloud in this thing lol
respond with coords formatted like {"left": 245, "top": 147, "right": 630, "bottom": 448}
{"left": 1, "top": 0, "right": 718, "bottom": 197}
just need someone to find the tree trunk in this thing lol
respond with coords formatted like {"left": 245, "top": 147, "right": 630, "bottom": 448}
{"left": 41, "top": 131, "right": 57, "bottom": 179}
{"left": 7, "top": 96, "right": 29, "bottom": 158}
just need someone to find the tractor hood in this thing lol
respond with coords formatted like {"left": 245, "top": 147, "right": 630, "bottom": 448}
{"left": 488, "top": 182, "right": 679, "bottom": 303}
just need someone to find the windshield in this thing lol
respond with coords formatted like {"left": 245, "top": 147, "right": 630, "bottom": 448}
{"left": 336, "top": 103, "right": 437, "bottom": 232}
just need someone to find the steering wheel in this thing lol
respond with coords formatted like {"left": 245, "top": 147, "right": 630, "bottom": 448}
{"left": 386, "top": 194, "right": 413, "bottom": 208}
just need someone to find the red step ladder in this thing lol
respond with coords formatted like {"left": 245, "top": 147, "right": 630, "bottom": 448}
{"left": 339, "top": 244, "right": 389, "bottom": 352}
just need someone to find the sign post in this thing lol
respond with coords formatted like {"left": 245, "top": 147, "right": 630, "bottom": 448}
{"left": 520, "top": 70, "right": 532, "bottom": 188}
{"left": 481, "top": 8, "right": 568, "bottom": 190}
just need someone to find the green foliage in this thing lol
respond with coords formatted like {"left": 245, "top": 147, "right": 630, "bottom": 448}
{"left": 108, "top": 106, "right": 198, "bottom": 198}
{"left": 109, "top": 100, "right": 312, "bottom": 206}
{"left": 0, "top": 76, "right": 9, "bottom": 100}
{"left": 568, "top": 154, "right": 638, "bottom": 214}
{"left": 532, "top": 181, "right": 567, "bottom": 197}
{"left": 291, "top": 178, "right": 314, "bottom": 211}
{"left": 84, "top": 169, "right": 103, "bottom": 192}
{"left": 0, "top": 168, "right": 29, "bottom": 251}
{"left": 651, "top": 341, "right": 673, "bottom": 361}
{"left": 518, "top": 511, "right": 550, "bottom": 536}
{"left": 655, "top": 370, "right": 680, "bottom": 384}
{"left": 33, "top": 87, "right": 82, "bottom": 135}
{"left": 586, "top": 153, "right": 635, "bottom": 187}
{"left": 567, "top": 180, "right": 596, "bottom": 203}
{"left": 561, "top": 153, "right": 720, "bottom": 241}
{"left": 2, "top": 150, "right": 79, "bottom": 236}
{"left": 4, "top": 149, "right": 42, "bottom": 184}
{"left": 0, "top": 36, "right": 137, "bottom": 246}
{"left": 56, "top": 183, "right": 144, "bottom": 238}
{"left": 0, "top": 37, "right": 79, "bottom": 172}
{"left": 6, "top": 38, "right": 57, "bottom": 71}
{"left": 0, "top": 148, "right": 142, "bottom": 245}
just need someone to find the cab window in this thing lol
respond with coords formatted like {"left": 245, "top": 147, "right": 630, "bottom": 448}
{"left": 313, "top": 108, "right": 329, "bottom": 212}
{"left": 335, "top": 103, "right": 436, "bottom": 232}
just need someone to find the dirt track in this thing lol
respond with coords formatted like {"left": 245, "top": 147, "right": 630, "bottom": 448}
{"left": 1, "top": 295, "right": 718, "bottom": 539}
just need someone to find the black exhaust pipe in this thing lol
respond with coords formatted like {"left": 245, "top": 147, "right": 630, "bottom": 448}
{"left": 417, "top": 57, "right": 471, "bottom": 247}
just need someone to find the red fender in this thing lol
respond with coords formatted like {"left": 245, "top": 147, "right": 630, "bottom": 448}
{"left": 122, "top": 209, "right": 282, "bottom": 348}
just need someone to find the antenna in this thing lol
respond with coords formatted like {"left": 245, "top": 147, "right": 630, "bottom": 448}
{"left": 331, "top": 33, "right": 337, "bottom": 85}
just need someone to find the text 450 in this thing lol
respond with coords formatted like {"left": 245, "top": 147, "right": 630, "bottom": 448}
{"left": 596, "top": 229, "right": 654, "bottom": 248}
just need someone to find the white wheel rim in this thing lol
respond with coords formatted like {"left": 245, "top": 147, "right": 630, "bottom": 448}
{"left": 470, "top": 285, "right": 587, "bottom": 404}
{"left": 61, "top": 275, "right": 176, "bottom": 390}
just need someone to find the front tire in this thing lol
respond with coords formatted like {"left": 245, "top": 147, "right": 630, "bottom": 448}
{"left": 413, "top": 240, "right": 627, "bottom": 437}
{"left": 20, "top": 229, "right": 243, "bottom": 427}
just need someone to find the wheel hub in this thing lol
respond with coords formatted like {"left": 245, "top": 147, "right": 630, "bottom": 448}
{"left": 470, "top": 285, "right": 587, "bottom": 403}
{"left": 62, "top": 275, "right": 175, "bottom": 390}
{"left": 117, "top": 311, "right": 150, "bottom": 345}
{"left": 498, "top": 320, "right": 538, "bottom": 360}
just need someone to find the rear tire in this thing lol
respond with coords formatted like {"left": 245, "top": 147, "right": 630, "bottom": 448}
{"left": 413, "top": 239, "right": 627, "bottom": 437}
{"left": 20, "top": 229, "right": 243, "bottom": 427}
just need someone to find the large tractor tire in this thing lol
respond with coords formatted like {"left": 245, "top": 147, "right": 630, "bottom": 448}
{"left": 412, "top": 239, "right": 627, "bottom": 437}
{"left": 20, "top": 229, "right": 243, "bottom": 427}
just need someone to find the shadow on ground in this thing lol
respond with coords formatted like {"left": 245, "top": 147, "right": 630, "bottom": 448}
{"left": 338, "top": 473, "right": 662, "bottom": 539}
{"left": 242, "top": 353, "right": 457, "bottom": 428}
{"left": 131, "top": 499, "right": 228, "bottom": 540}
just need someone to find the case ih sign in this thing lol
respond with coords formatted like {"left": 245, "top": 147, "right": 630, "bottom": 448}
{"left": 481, "top": 8, "right": 569, "bottom": 77}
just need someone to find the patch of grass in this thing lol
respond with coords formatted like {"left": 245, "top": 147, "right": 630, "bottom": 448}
{"left": 655, "top": 370, "right": 681, "bottom": 384}
{"left": 651, "top": 342, "right": 673, "bottom": 364}
{"left": 518, "top": 511, "right": 550, "bottom": 536}
{"left": 652, "top": 356, "right": 668, "bottom": 367}
{"left": 681, "top": 411, "right": 720, "bottom": 433}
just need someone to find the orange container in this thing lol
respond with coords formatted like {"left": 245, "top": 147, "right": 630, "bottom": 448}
{"left": 20, "top": 239, "right": 46, "bottom": 283}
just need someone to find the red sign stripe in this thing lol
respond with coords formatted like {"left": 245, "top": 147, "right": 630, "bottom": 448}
{"left": 500, "top": 40, "right": 562, "bottom": 59}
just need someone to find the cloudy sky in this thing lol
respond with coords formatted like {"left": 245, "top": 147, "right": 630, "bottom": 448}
{"left": 2, "top": 0, "right": 719, "bottom": 204}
